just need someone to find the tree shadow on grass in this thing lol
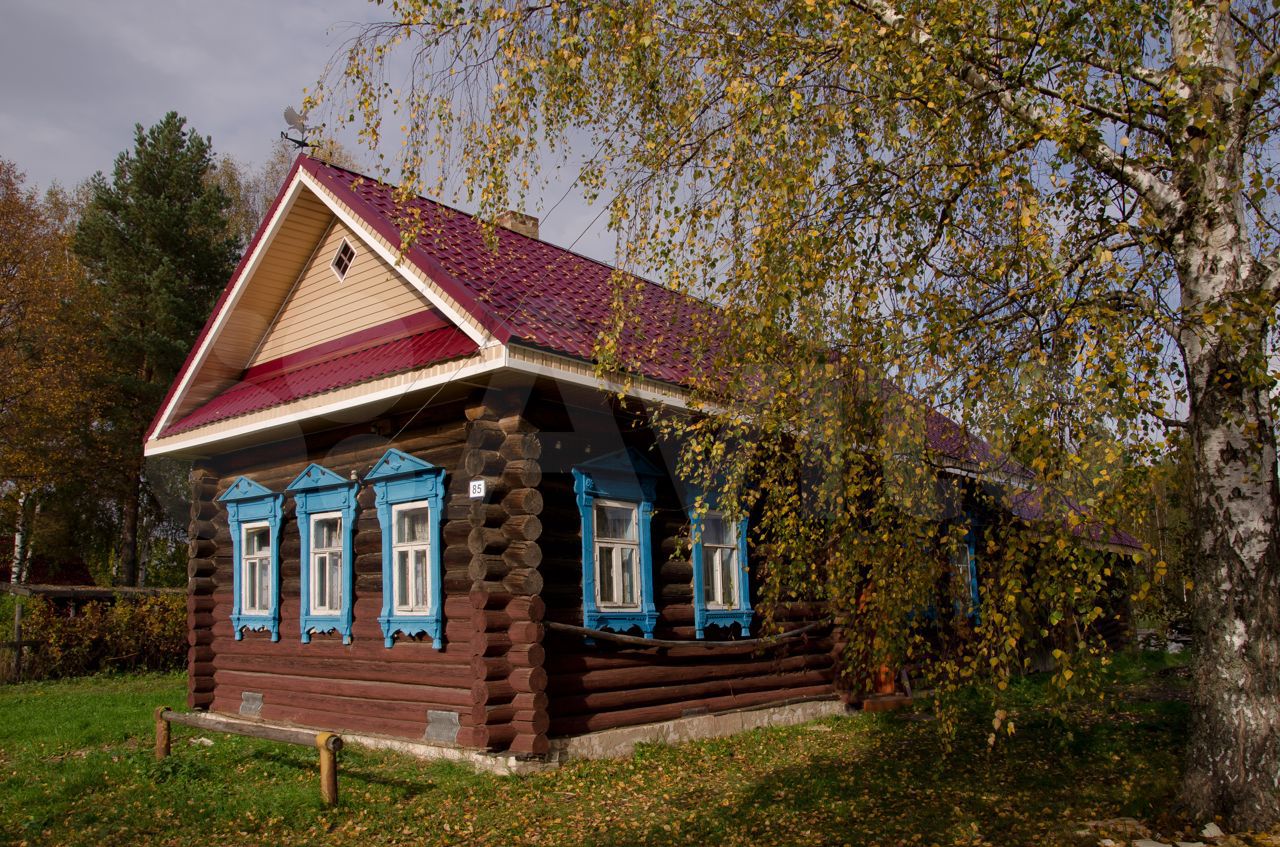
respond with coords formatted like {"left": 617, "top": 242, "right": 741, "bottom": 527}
{"left": 572, "top": 697, "right": 1188, "bottom": 847}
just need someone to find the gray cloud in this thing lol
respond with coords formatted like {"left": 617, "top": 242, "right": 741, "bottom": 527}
{"left": 1, "top": 1, "right": 372, "bottom": 187}
{"left": 0, "top": 0, "right": 616, "bottom": 263}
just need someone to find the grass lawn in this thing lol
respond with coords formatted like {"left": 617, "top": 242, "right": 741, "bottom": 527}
{"left": 0, "top": 653, "right": 1191, "bottom": 847}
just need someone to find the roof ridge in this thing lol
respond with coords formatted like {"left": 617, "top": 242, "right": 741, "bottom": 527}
{"left": 306, "top": 157, "right": 712, "bottom": 309}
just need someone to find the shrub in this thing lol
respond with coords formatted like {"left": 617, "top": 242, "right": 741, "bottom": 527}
{"left": 12, "top": 594, "right": 186, "bottom": 681}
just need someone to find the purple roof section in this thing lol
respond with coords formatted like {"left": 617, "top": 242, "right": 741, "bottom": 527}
{"left": 925, "top": 405, "right": 1034, "bottom": 480}
{"left": 1008, "top": 488, "right": 1144, "bottom": 551}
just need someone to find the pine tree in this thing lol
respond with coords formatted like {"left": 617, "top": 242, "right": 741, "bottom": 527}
{"left": 74, "top": 112, "right": 239, "bottom": 586}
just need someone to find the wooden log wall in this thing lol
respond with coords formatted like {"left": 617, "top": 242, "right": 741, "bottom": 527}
{"left": 188, "top": 379, "right": 835, "bottom": 749}
{"left": 198, "top": 406, "right": 484, "bottom": 742}
{"left": 453, "top": 398, "right": 549, "bottom": 755}
{"left": 188, "top": 466, "right": 219, "bottom": 710}
{"left": 523, "top": 384, "right": 838, "bottom": 739}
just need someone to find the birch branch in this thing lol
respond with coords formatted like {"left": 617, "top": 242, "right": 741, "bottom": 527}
{"left": 851, "top": 0, "right": 1184, "bottom": 223}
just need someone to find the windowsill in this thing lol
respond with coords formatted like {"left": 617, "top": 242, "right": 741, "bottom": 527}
{"left": 232, "top": 612, "right": 280, "bottom": 642}
{"left": 301, "top": 612, "right": 350, "bottom": 644}
{"left": 695, "top": 607, "right": 754, "bottom": 638}
{"left": 586, "top": 608, "right": 660, "bottom": 638}
{"left": 378, "top": 613, "right": 443, "bottom": 648}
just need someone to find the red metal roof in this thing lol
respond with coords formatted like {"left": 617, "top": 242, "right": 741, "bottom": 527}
{"left": 148, "top": 157, "right": 1053, "bottom": 468}
{"left": 164, "top": 315, "right": 475, "bottom": 436}
{"left": 302, "top": 158, "right": 716, "bottom": 386}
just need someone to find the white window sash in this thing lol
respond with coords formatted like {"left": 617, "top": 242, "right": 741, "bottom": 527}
{"left": 241, "top": 522, "right": 272, "bottom": 615}
{"left": 595, "top": 499, "right": 640, "bottom": 610}
{"left": 702, "top": 512, "right": 739, "bottom": 610}
{"left": 391, "top": 501, "right": 432, "bottom": 614}
{"left": 310, "top": 512, "right": 343, "bottom": 614}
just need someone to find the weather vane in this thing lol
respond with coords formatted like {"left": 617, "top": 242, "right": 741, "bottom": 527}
{"left": 280, "top": 107, "right": 313, "bottom": 150}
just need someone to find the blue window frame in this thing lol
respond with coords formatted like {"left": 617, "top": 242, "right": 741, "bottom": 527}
{"left": 287, "top": 463, "right": 359, "bottom": 644}
{"left": 952, "top": 511, "right": 981, "bottom": 614}
{"left": 947, "top": 511, "right": 983, "bottom": 616}
{"left": 690, "top": 509, "right": 752, "bottom": 639}
{"left": 572, "top": 448, "right": 662, "bottom": 638}
{"left": 218, "top": 477, "right": 283, "bottom": 641}
{"left": 365, "top": 449, "right": 446, "bottom": 648}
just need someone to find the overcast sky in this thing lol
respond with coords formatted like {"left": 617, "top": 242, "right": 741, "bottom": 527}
{"left": 0, "top": 0, "right": 616, "bottom": 262}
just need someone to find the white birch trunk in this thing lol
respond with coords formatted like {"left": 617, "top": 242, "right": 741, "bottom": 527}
{"left": 1178, "top": 221, "right": 1280, "bottom": 828}
{"left": 1173, "top": 8, "right": 1280, "bottom": 826}
{"left": 10, "top": 490, "right": 32, "bottom": 585}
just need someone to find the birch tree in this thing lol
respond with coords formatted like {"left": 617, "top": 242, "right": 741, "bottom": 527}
{"left": 322, "top": 0, "right": 1280, "bottom": 826}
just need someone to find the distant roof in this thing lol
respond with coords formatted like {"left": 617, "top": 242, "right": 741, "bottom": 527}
{"left": 1008, "top": 488, "right": 1144, "bottom": 551}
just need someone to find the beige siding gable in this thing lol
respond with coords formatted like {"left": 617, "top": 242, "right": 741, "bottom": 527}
{"left": 250, "top": 220, "right": 432, "bottom": 365}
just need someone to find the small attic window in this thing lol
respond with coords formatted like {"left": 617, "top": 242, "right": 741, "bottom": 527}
{"left": 331, "top": 239, "right": 356, "bottom": 280}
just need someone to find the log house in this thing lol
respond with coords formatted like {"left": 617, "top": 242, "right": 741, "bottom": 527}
{"left": 145, "top": 156, "right": 1138, "bottom": 761}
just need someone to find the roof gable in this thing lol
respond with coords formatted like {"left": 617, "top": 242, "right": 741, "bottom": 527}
{"left": 145, "top": 156, "right": 496, "bottom": 446}
{"left": 248, "top": 218, "right": 433, "bottom": 367}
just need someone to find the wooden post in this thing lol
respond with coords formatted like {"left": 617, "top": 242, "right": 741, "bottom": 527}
{"left": 154, "top": 707, "right": 171, "bottom": 760}
{"left": 154, "top": 708, "right": 344, "bottom": 804}
{"left": 315, "top": 732, "right": 339, "bottom": 806}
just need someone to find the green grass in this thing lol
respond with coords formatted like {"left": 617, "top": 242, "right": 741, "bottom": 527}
{"left": 0, "top": 654, "right": 1189, "bottom": 847}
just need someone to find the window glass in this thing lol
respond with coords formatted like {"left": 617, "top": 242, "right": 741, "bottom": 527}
{"left": 312, "top": 516, "right": 342, "bottom": 613}
{"left": 314, "top": 517, "right": 340, "bottom": 550}
{"left": 596, "top": 503, "right": 636, "bottom": 541}
{"left": 327, "top": 556, "right": 341, "bottom": 606}
{"left": 597, "top": 545, "right": 616, "bottom": 601}
{"left": 717, "top": 547, "right": 736, "bottom": 606}
{"left": 412, "top": 548, "right": 427, "bottom": 607}
{"left": 620, "top": 547, "right": 636, "bottom": 605}
{"left": 953, "top": 539, "right": 974, "bottom": 599}
{"left": 331, "top": 240, "right": 355, "bottom": 279}
{"left": 396, "top": 507, "right": 429, "bottom": 544}
{"left": 703, "top": 513, "right": 731, "bottom": 546}
{"left": 396, "top": 550, "right": 409, "bottom": 608}
{"left": 391, "top": 503, "right": 431, "bottom": 613}
{"left": 242, "top": 525, "right": 272, "bottom": 614}
{"left": 257, "top": 562, "right": 270, "bottom": 611}
{"left": 246, "top": 527, "right": 270, "bottom": 556}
